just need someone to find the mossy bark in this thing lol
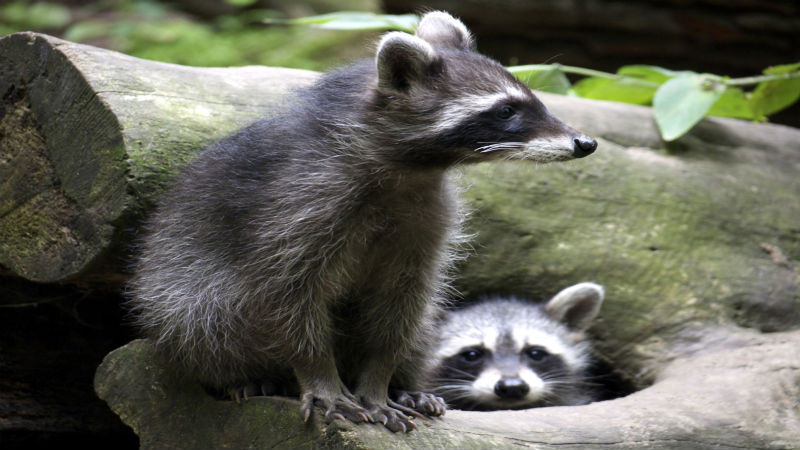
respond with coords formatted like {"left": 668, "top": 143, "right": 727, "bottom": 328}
{"left": 0, "top": 32, "right": 317, "bottom": 282}
{"left": 96, "top": 332, "right": 800, "bottom": 449}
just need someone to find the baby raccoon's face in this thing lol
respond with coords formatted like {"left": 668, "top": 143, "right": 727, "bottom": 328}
{"left": 373, "top": 12, "right": 597, "bottom": 166}
{"left": 429, "top": 283, "right": 603, "bottom": 410}
{"left": 420, "top": 53, "right": 598, "bottom": 164}
{"left": 433, "top": 328, "right": 577, "bottom": 410}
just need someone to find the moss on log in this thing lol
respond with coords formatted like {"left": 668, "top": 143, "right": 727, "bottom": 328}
{"left": 95, "top": 332, "right": 800, "bottom": 449}
{"left": 0, "top": 32, "right": 317, "bottom": 282}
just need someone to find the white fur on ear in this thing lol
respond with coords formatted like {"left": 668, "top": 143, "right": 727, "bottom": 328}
{"left": 375, "top": 31, "right": 438, "bottom": 92}
{"left": 415, "top": 11, "right": 474, "bottom": 50}
{"left": 544, "top": 282, "right": 605, "bottom": 331}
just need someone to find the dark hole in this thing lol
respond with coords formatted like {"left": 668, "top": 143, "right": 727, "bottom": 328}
{"left": 587, "top": 357, "right": 638, "bottom": 402}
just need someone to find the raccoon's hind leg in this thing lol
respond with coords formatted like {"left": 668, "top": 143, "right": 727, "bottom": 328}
{"left": 349, "top": 290, "right": 447, "bottom": 431}
{"left": 287, "top": 296, "right": 373, "bottom": 423}
{"left": 352, "top": 355, "right": 421, "bottom": 432}
{"left": 294, "top": 356, "right": 373, "bottom": 424}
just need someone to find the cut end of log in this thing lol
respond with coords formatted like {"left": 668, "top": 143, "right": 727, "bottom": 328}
{"left": 1, "top": 32, "right": 320, "bottom": 283}
{"left": 1, "top": 32, "right": 126, "bottom": 282}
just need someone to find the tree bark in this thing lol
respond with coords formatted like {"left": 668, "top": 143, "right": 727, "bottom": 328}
{"left": 0, "top": 32, "right": 318, "bottom": 283}
{"left": 95, "top": 331, "right": 800, "bottom": 449}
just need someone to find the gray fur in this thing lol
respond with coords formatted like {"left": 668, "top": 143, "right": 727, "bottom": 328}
{"left": 425, "top": 282, "right": 604, "bottom": 410}
{"left": 127, "top": 11, "right": 596, "bottom": 432}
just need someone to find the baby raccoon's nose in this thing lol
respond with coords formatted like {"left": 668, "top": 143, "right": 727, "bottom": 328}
{"left": 573, "top": 135, "right": 598, "bottom": 158}
{"left": 494, "top": 377, "right": 530, "bottom": 399}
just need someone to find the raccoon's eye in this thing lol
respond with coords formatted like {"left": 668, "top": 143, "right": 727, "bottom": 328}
{"left": 496, "top": 105, "right": 516, "bottom": 120}
{"left": 525, "top": 347, "right": 550, "bottom": 361}
{"left": 459, "top": 348, "right": 484, "bottom": 362}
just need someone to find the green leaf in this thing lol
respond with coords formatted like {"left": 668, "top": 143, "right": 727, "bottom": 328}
{"left": 653, "top": 73, "right": 725, "bottom": 141}
{"left": 571, "top": 76, "right": 657, "bottom": 105}
{"left": 749, "top": 62, "right": 800, "bottom": 119}
{"left": 707, "top": 87, "right": 754, "bottom": 119}
{"left": 275, "top": 12, "right": 419, "bottom": 33}
{"left": 617, "top": 65, "right": 683, "bottom": 84}
{"left": 510, "top": 67, "right": 571, "bottom": 94}
{"left": 225, "top": 0, "right": 258, "bottom": 6}
{"left": 763, "top": 62, "right": 800, "bottom": 76}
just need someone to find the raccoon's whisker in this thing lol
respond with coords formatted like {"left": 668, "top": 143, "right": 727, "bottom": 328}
{"left": 434, "top": 386, "right": 475, "bottom": 398}
{"left": 432, "top": 387, "right": 469, "bottom": 397}
{"left": 431, "top": 378, "right": 473, "bottom": 387}
{"left": 476, "top": 142, "right": 526, "bottom": 153}
{"left": 539, "top": 370, "right": 574, "bottom": 380}
{"left": 432, "top": 387, "right": 477, "bottom": 403}
{"left": 435, "top": 368, "right": 478, "bottom": 380}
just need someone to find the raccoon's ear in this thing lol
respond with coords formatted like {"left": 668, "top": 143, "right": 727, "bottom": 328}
{"left": 415, "top": 11, "right": 474, "bottom": 50}
{"left": 376, "top": 31, "right": 440, "bottom": 93}
{"left": 544, "top": 282, "right": 604, "bottom": 331}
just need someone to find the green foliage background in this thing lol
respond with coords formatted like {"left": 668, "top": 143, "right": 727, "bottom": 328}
{"left": 0, "top": 0, "right": 378, "bottom": 70}
{"left": 2, "top": 1, "right": 798, "bottom": 141}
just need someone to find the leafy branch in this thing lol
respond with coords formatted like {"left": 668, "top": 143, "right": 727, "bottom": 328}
{"left": 285, "top": 11, "right": 800, "bottom": 142}
{"left": 508, "top": 63, "right": 800, "bottom": 141}
{"left": 265, "top": 11, "right": 418, "bottom": 33}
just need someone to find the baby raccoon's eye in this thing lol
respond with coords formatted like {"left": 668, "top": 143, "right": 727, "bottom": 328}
{"left": 524, "top": 346, "right": 550, "bottom": 361}
{"left": 459, "top": 347, "right": 485, "bottom": 362}
{"left": 496, "top": 105, "right": 516, "bottom": 120}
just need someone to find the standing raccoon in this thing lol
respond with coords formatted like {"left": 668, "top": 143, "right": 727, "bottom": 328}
{"left": 426, "top": 283, "right": 604, "bottom": 410}
{"left": 128, "top": 11, "right": 598, "bottom": 432}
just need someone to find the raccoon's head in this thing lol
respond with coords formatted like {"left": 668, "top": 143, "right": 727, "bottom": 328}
{"left": 372, "top": 11, "right": 597, "bottom": 166}
{"left": 430, "top": 282, "right": 604, "bottom": 410}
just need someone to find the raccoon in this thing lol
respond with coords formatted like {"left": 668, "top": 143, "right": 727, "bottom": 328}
{"left": 426, "top": 282, "right": 604, "bottom": 410}
{"left": 127, "top": 11, "right": 597, "bottom": 432}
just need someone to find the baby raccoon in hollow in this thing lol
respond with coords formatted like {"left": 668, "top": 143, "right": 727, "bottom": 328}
{"left": 127, "top": 11, "right": 597, "bottom": 432}
{"left": 426, "top": 282, "right": 604, "bottom": 410}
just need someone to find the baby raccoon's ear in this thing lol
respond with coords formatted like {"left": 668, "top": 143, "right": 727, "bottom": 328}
{"left": 415, "top": 11, "right": 474, "bottom": 50}
{"left": 376, "top": 31, "right": 440, "bottom": 93}
{"left": 544, "top": 282, "right": 604, "bottom": 331}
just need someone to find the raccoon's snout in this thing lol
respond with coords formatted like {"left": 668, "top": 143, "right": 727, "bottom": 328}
{"left": 573, "top": 135, "right": 598, "bottom": 158}
{"left": 494, "top": 377, "right": 530, "bottom": 399}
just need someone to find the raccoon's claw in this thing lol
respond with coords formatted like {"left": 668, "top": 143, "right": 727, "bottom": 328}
{"left": 325, "top": 405, "right": 371, "bottom": 424}
{"left": 300, "top": 390, "right": 423, "bottom": 432}
{"left": 387, "top": 399, "right": 424, "bottom": 419}
{"left": 392, "top": 390, "right": 447, "bottom": 417}
{"left": 368, "top": 405, "right": 416, "bottom": 433}
{"left": 228, "top": 381, "right": 276, "bottom": 403}
{"left": 301, "top": 392, "right": 373, "bottom": 425}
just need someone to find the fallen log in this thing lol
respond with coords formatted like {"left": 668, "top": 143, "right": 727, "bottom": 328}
{"left": 95, "top": 330, "right": 800, "bottom": 450}
{"left": 1, "top": 32, "right": 799, "bottom": 449}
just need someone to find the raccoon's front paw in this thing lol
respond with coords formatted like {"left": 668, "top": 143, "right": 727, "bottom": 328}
{"left": 365, "top": 403, "right": 417, "bottom": 433}
{"left": 392, "top": 390, "right": 447, "bottom": 417}
{"left": 300, "top": 392, "right": 372, "bottom": 425}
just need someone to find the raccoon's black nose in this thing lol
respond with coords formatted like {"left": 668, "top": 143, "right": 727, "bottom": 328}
{"left": 494, "top": 377, "right": 530, "bottom": 399}
{"left": 573, "top": 135, "right": 598, "bottom": 158}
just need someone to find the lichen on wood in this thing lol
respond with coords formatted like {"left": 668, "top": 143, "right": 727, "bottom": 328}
{"left": 0, "top": 32, "right": 318, "bottom": 282}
